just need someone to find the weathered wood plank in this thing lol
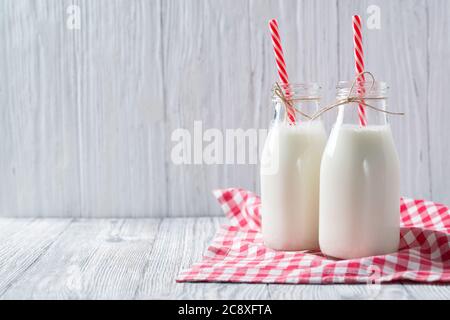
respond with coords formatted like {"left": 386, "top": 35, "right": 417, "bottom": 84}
{"left": 161, "top": 0, "right": 256, "bottom": 216}
{"left": 74, "top": 0, "right": 167, "bottom": 217}
{"left": 0, "top": 218, "right": 447, "bottom": 299}
{"left": 0, "top": 0, "right": 82, "bottom": 217}
{"left": 0, "top": 0, "right": 167, "bottom": 218}
{"left": 0, "top": 219, "right": 72, "bottom": 296}
{"left": 1, "top": 219, "right": 161, "bottom": 299}
{"left": 427, "top": 0, "right": 450, "bottom": 205}
{"left": 0, "top": 218, "right": 36, "bottom": 240}
{"left": 268, "top": 283, "right": 411, "bottom": 300}
{"left": 402, "top": 284, "right": 450, "bottom": 300}
{"left": 135, "top": 217, "right": 270, "bottom": 299}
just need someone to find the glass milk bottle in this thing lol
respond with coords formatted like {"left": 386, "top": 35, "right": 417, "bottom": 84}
{"left": 260, "top": 83, "right": 327, "bottom": 251}
{"left": 319, "top": 80, "right": 400, "bottom": 259}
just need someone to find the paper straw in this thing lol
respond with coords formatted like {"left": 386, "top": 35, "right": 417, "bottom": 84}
{"left": 352, "top": 15, "right": 367, "bottom": 126}
{"left": 268, "top": 19, "right": 296, "bottom": 124}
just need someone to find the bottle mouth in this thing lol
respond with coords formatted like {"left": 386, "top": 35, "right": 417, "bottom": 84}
{"left": 272, "top": 82, "right": 321, "bottom": 100}
{"left": 336, "top": 80, "right": 389, "bottom": 98}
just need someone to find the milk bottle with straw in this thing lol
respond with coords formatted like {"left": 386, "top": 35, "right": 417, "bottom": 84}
{"left": 319, "top": 16, "right": 401, "bottom": 258}
{"left": 319, "top": 76, "right": 400, "bottom": 259}
{"left": 261, "top": 84, "right": 326, "bottom": 251}
{"left": 260, "top": 20, "right": 327, "bottom": 251}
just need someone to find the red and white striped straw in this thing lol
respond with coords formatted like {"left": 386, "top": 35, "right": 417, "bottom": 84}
{"left": 268, "top": 19, "right": 296, "bottom": 124}
{"left": 352, "top": 15, "right": 367, "bottom": 126}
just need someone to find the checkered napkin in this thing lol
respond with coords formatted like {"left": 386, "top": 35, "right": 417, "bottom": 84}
{"left": 177, "top": 188, "right": 450, "bottom": 284}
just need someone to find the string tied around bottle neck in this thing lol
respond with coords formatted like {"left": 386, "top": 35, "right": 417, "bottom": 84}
{"left": 310, "top": 71, "right": 405, "bottom": 120}
{"left": 272, "top": 83, "right": 316, "bottom": 121}
{"left": 272, "top": 71, "right": 405, "bottom": 122}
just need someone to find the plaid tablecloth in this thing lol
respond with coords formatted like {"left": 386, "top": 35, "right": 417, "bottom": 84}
{"left": 177, "top": 188, "right": 450, "bottom": 284}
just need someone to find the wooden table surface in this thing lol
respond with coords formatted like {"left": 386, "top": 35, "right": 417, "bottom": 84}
{"left": 0, "top": 217, "right": 448, "bottom": 300}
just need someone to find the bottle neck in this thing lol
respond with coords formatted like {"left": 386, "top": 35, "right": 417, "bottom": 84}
{"left": 273, "top": 98, "right": 321, "bottom": 124}
{"left": 272, "top": 82, "right": 321, "bottom": 124}
{"left": 335, "top": 97, "right": 389, "bottom": 126}
{"left": 335, "top": 80, "right": 389, "bottom": 127}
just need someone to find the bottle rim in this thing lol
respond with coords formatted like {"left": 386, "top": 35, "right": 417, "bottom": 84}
{"left": 272, "top": 82, "right": 321, "bottom": 100}
{"left": 336, "top": 80, "right": 389, "bottom": 98}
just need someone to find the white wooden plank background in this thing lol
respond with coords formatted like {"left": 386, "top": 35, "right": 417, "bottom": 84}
{"left": 1, "top": 217, "right": 449, "bottom": 300}
{"left": 0, "top": 0, "right": 449, "bottom": 218}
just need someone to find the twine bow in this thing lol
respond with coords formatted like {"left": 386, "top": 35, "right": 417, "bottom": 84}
{"left": 273, "top": 83, "right": 314, "bottom": 121}
{"left": 310, "top": 71, "right": 405, "bottom": 120}
{"left": 272, "top": 71, "right": 404, "bottom": 122}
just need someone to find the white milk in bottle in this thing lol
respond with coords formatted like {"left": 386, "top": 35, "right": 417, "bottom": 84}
{"left": 260, "top": 83, "right": 326, "bottom": 251}
{"left": 319, "top": 80, "right": 400, "bottom": 259}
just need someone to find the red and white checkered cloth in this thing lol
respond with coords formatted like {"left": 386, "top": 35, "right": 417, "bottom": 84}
{"left": 177, "top": 188, "right": 450, "bottom": 284}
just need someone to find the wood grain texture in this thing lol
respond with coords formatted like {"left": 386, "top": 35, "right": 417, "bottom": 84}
{"left": 0, "top": 218, "right": 448, "bottom": 300}
{"left": 0, "top": 0, "right": 448, "bottom": 217}
{"left": 134, "top": 217, "right": 270, "bottom": 299}
{"left": 1, "top": 219, "right": 161, "bottom": 299}
{"left": 427, "top": 1, "right": 450, "bottom": 205}
{"left": 74, "top": 0, "right": 167, "bottom": 217}
{"left": 0, "top": 219, "right": 72, "bottom": 296}
{"left": 0, "top": 0, "right": 82, "bottom": 217}
{"left": 268, "top": 283, "right": 412, "bottom": 300}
